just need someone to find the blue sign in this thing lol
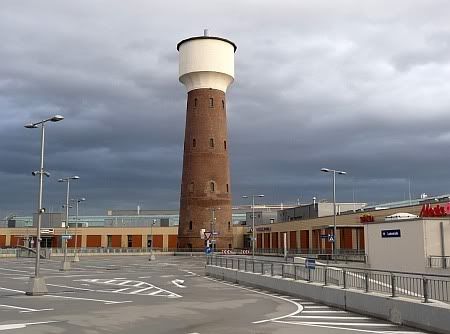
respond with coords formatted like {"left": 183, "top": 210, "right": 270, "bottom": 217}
{"left": 320, "top": 234, "right": 328, "bottom": 239}
{"left": 381, "top": 229, "right": 401, "bottom": 238}
{"left": 205, "top": 247, "right": 212, "bottom": 254}
{"left": 305, "top": 258, "right": 316, "bottom": 269}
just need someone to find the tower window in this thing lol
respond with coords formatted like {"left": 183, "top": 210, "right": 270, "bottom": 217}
{"left": 194, "top": 98, "right": 198, "bottom": 107}
{"left": 209, "top": 138, "right": 214, "bottom": 148}
{"left": 189, "top": 221, "right": 193, "bottom": 230}
{"left": 193, "top": 138, "right": 196, "bottom": 148}
{"left": 224, "top": 140, "right": 227, "bottom": 150}
{"left": 228, "top": 221, "right": 231, "bottom": 231}
{"left": 210, "top": 182, "right": 215, "bottom": 192}
{"left": 226, "top": 184, "right": 229, "bottom": 193}
{"left": 209, "top": 98, "right": 214, "bottom": 108}
{"left": 222, "top": 100, "right": 225, "bottom": 109}
{"left": 189, "top": 182, "right": 194, "bottom": 193}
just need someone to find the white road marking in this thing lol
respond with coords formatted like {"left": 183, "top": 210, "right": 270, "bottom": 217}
{"left": 0, "top": 321, "right": 60, "bottom": 331}
{"left": 291, "top": 315, "right": 371, "bottom": 320}
{"left": 0, "top": 286, "right": 25, "bottom": 293}
{"left": 111, "top": 288, "right": 129, "bottom": 293}
{"left": 279, "top": 321, "right": 395, "bottom": 327}
{"left": 0, "top": 268, "right": 29, "bottom": 273}
{"left": 171, "top": 279, "right": 186, "bottom": 288}
{"left": 117, "top": 280, "right": 132, "bottom": 285}
{"left": 273, "top": 320, "right": 398, "bottom": 333}
{"left": 203, "top": 277, "right": 303, "bottom": 324}
{"left": 161, "top": 275, "right": 175, "bottom": 278}
{"left": 47, "top": 294, "right": 132, "bottom": 305}
{"left": 303, "top": 305, "right": 332, "bottom": 309}
{"left": 301, "top": 310, "right": 348, "bottom": 313}
{"left": 138, "top": 276, "right": 152, "bottom": 279}
{"left": 0, "top": 304, "right": 53, "bottom": 313}
{"left": 129, "top": 287, "right": 153, "bottom": 294}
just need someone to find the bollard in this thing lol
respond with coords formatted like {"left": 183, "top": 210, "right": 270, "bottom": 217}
{"left": 324, "top": 267, "right": 328, "bottom": 286}
{"left": 365, "top": 272, "right": 369, "bottom": 292}
{"left": 271, "top": 263, "right": 274, "bottom": 276}
{"left": 343, "top": 269, "right": 347, "bottom": 289}
{"left": 391, "top": 274, "right": 396, "bottom": 297}
{"left": 423, "top": 278, "right": 429, "bottom": 303}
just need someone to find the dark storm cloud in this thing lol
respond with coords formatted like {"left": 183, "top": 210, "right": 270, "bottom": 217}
{"left": 1, "top": 0, "right": 450, "bottom": 217}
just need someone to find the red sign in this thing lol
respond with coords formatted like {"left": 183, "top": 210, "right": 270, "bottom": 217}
{"left": 420, "top": 203, "right": 450, "bottom": 217}
{"left": 360, "top": 214, "right": 375, "bottom": 223}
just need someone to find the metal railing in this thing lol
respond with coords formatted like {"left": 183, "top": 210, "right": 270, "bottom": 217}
{"left": 255, "top": 248, "right": 367, "bottom": 263}
{"left": 429, "top": 256, "right": 450, "bottom": 269}
{"left": 207, "top": 255, "right": 450, "bottom": 304}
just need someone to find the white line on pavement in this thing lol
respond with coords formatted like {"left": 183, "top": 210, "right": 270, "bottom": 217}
{"left": 273, "top": 320, "right": 397, "bottom": 334}
{"left": 291, "top": 315, "right": 371, "bottom": 320}
{"left": 303, "top": 305, "right": 332, "bottom": 309}
{"left": 0, "top": 286, "right": 25, "bottom": 293}
{"left": 203, "top": 277, "right": 303, "bottom": 324}
{"left": 0, "top": 304, "right": 53, "bottom": 313}
{"left": 171, "top": 279, "right": 186, "bottom": 288}
{"left": 0, "top": 321, "right": 60, "bottom": 331}
{"left": 47, "top": 294, "right": 132, "bottom": 304}
{"left": 301, "top": 310, "right": 348, "bottom": 313}
{"left": 129, "top": 287, "right": 154, "bottom": 294}
{"left": 117, "top": 280, "right": 132, "bottom": 285}
{"left": 111, "top": 288, "right": 129, "bottom": 293}
{"left": 279, "top": 321, "right": 395, "bottom": 326}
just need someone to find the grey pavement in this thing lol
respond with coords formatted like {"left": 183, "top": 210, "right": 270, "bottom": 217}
{"left": 0, "top": 255, "right": 431, "bottom": 333}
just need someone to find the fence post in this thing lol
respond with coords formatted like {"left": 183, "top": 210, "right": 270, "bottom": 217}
{"left": 294, "top": 265, "right": 298, "bottom": 280}
{"left": 423, "top": 278, "right": 429, "bottom": 303}
{"left": 252, "top": 260, "right": 255, "bottom": 273}
{"left": 226, "top": 258, "right": 228, "bottom": 268}
{"left": 237, "top": 258, "right": 240, "bottom": 271}
{"left": 391, "top": 273, "right": 396, "bottom": 297}
{"left": 244, "top": 259, "right": 247, "bottom": 271}
{"left": 324, "top": 266, "right": 328, "bottom": 286}
{"left": 308, "top": 268, "right": 311, "bottom": 282}
{"left": 365, "top": 272, "right": 369, "bottom": 292}
{"left": 231, "top": 258, "right": 234, "bottom": 269}
{"left": 271, "top": 263, "right": 274, "bottom": 276}
{"left": 261, "top": 262, "right": 264, "bottom": 274}
{"left": 343, "top": 269, "right": 347, "bottom": 289}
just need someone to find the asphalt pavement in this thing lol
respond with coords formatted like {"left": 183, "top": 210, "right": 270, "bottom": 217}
{"left": 0, "top": 255, "right": 431, "bottom": 333}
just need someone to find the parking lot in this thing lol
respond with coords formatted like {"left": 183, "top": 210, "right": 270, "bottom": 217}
{"left": 0, "top": 255, "right": 430, "bottom": 333}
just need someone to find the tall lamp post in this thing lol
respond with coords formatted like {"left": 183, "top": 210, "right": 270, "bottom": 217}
{"left": 149, "top": 219, "right": 156, "bottom": 261}
{"left": 58, "top": 175, "right": 79, "bottom": 271}
{"left": 24, "top": 114, "right": 64, "bottom": 295}
{"left": 207, "top": 207, "right": 220, "bottom": 253}
{"left": 70, "top": 197, "right": 85, "bottom": 262}
{"left": 242, "top": 194, "right": 264, "bottom": 258}
{"left": 320, "top": 168, "right": 347, "bottom": 260}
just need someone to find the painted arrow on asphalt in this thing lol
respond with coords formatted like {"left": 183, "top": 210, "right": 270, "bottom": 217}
{"left": 171, "top": 279, "right": 186, "bottom": 288}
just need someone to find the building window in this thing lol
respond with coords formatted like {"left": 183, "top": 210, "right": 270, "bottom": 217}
{"left": 222, "top": 100, "right": 225, "bottom": 109}
{"left": 228, "top": 243, "right": 232, "bottom": 249}
{"left": 127, "top": 235, "right": 132, "bottom": 248}
{"left": 193, "top": 138, "right": 196, "bottom": 148}
{"left": 209, "top": 98, "right": 214, "bottom": 108}
{"left": 209, "top": 138, "right": 214, "bottom": 148}
{"left": 228, "top": 221, "right": 231, "bottom": 231}
{"left": 210, "top": 181, "right": 215, "bottom": 192}
{"left": 226, "top": 184, "right": 229, "bottom": 193}
{"left": 189, "top": 221, "right": 193, "bottom": 230}
{"left": 224, "top": 140, "right": 227, "bottom": 150}
{"left": 194, "top": 98, "right": 197, "bottom": 107}
{"left": 189, "top": 182, "right": 194, "bottom": 193}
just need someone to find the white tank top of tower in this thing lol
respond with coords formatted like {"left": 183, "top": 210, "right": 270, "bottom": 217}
{"left": 177, "top": 30, "right": 237, "bottom": 93}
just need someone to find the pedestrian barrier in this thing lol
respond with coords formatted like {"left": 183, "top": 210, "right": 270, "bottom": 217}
{"left": 207, "top": 255, "right": 450, "bottom": 304}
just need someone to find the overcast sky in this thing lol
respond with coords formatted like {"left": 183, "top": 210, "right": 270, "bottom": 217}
{"left": 1, "top": 0, "right": 450, "bottom": 216}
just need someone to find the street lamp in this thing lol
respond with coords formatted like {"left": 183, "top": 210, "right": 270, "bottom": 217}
{"left": 206, "top": 207, "right": 220, "bottom": 253}
{"left": 24, "top": 114, "right": 64, "bottom": 296}
{"left": 58, "top": 175, "right": 80, "bottom": 271}
{"left": 321, "top": 168, "right": 347, "bottom": 260}
{"left": 149, "top": 219, "right": 156, "bottom": 261}
{"left": 242, "top": 194, "right": 264, "bottom": 258}
{"left": 70, "top": 197, "right": 85, "bottom": 262}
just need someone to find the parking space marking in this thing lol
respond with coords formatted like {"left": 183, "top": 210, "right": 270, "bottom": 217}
{"left": 0, "top": 304, "right": 53, "bottom": 313}
{"left": 47, "top": 294, "right": 132, "bottom": 304}
{"left": 0, "top": 321, "right": 60, "bottom": 331}
{"left": 0, "top": 286, "right": 25, "bottom": 293}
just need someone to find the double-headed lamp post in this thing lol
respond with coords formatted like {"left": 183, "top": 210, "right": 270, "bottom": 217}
{"left": 149, "top": 219, "right": 156, "bottom": 261}
{"left": 242, "top": 194, "right": 264, "bottom": 258}
{"left": 70, "top": 197, "right": 85, "bottom": 262}
{"left": 24, "top": 114, "right": 64, "bottom": 296}
{"left": 320, "top": 168, "right": 347, "bottom": 259}
{"left": 58, "top": 175, "right": 80, "bottom": 271}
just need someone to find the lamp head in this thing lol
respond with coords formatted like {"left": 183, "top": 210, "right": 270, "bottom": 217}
{"left": 32, "top": 171, "right": 38, "bottom": 176}
{"left": 321, "top": 168, "right": 330, "bottom": 173}
{"left": 50, "top": 115, "right": 64, "bottom": 122}
{"left": 24, "top": 123, "right": 38, "bottom": 129}
{"left": 71, "top": 176, "right": 80, "bottom": 180}
{"left": 257, "top": 194, "right": 265, "bottom": 198}
{"left": 242, "top": 195, "right": 249, "bottom": 199}
{"left": 58, "top": 178, "right": 65, "bottom": 183}
{"left": 338, "top": 171, "right": 347, "bottom": 175}
{"left": 43, "top": 171, "right": 50, "bottom": 177}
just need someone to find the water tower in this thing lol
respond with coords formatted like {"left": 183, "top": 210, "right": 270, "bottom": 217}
{"left": 177, "top": 30, "right": 236, "bottom": 250}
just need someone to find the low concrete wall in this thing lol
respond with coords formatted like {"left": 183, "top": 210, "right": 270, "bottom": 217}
{"left": 206, "top": 265, "right": 450, "bottom": 334}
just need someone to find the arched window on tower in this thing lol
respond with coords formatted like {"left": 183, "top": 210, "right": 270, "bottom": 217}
{"left": 189, "top": 182, "right": 194, "bottom": 193}
{"left": 209, "top": 98, "right": 214, "bottom": 108}
{"left": 194, "top": 98, "right": 198, "bottom": 107}
{"left": 224, "top": 140, "right": 227, "bottom": 150}
{"left": 193, "top": 138, "right": 196, "bottom": 148}
{"left": 189, "top": 221, "right": 193, "bottom": 230}
{"left": 228, "top": 221, "right": 231, "bottom": 231}
{"left": 222, "top": 100, "right": 225, "bottom": 109}
{"left": 209, "top": 138, "right": 214, "bottom": 148}
{"left": 210, "top": 181, "right": 215, "bottom": 192}
{"left": 226, "top": 184, "right": 229, "bottom": 193}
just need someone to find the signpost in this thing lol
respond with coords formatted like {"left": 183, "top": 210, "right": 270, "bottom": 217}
{"left": 305, "top": 258, "right": 316, "bottom": 269}
{"left": 328, "top": 234, "right": 335, "bottom": 242}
